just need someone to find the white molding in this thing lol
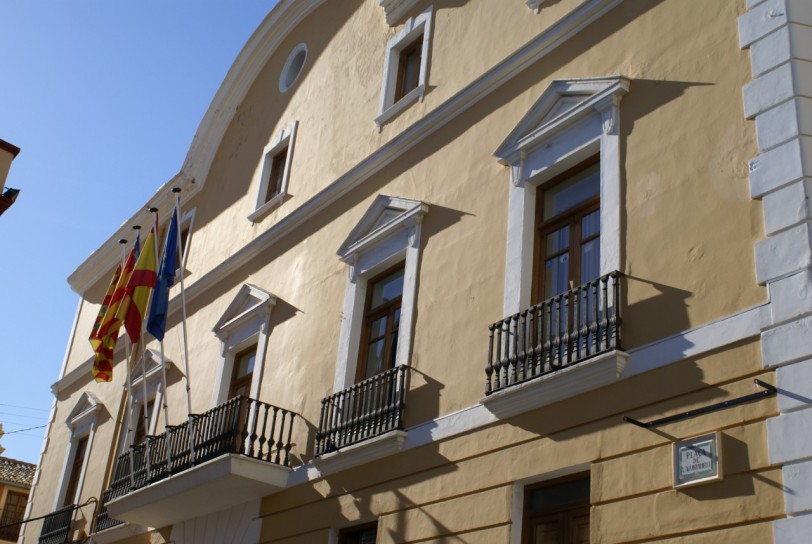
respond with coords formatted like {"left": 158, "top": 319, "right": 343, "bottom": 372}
{"left": 481, "top": 351, "right": 629, "bottom": 419}
{"left": 378, "top": 0, "right": 421, "bottom": 26}
{"left": 377, "top": 6, "right": 433, "bottom": 126}
{"left": 334, "top": 196, "right": 428, "bottom": 391}
{"left": 314, "top": 431, "right": 407, "bottom": 475}
{"left": 249, "top": 121, "right": 298, "bottom": 222}
{"left": 495, "top": 76, "right": 629, "bottom": 316}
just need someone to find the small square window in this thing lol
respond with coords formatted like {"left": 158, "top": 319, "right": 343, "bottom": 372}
{"left": 376, "top": 7, "right": 433, "bottom": 127}
{"left": 249, "top": 121, "right": 298, "bottom": 222}
{"left": 395, "top": 35, "right": 423, "bottom": 102}
{"left": 267, "top": 146, "right": 289, "bottom": 203}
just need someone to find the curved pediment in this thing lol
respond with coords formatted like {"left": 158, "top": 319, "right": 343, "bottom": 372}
{"left": 495, "top": 76, "right": 630, "bottom": 165}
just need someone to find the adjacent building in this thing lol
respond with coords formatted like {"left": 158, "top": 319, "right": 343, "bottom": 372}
{"left": 23, "top": 0, "right": 812, "bottom": 543}
{"left": 0, "top": 457, "right": 35, "bottom": 543}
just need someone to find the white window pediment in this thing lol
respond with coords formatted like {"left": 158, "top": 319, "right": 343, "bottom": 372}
{"left": 213, "top": 284, "right": 277, "bottom": 341}
{"left": 495, "top": 76, "right": 629, "bottom": 317}
{"left": 495, "top": 76, "right": 629, "bottom": 174}
{"left": 338, "top": 195, "right": 429, "bottom": 262}
{"left": 131, "top": 348, "right": 172, "bottom": 390}
{"left": 66, "top": 392, "right": 102, "bottom": 432}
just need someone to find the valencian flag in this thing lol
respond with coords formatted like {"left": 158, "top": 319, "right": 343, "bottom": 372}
{"left": 116, "top": 229, "right": 157, "bottom": 343}
{"left": 89, "top": 264, "right": 121, "bottom": 353}
{"left": 146, "top": 208, "right": 179, "bottom": 341}
{"left": 92, "top": 235, "right": 140, "bottom": 382}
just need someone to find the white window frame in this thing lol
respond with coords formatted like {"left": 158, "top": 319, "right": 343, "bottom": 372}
{"left": 375, "top": 6, "right": 433, "bottom": 127}
{"left": 494, "top": 76, "right": 629, "bottom": 317}
{"left": 334, "top": 195, "right": 428, "bottom": 391}
{"left": 248, "top": 121, "right": 298, "bottom": 222}
{"left": 509, "top": 464, "right": 591, "bottom": 544}
{"left": 53, "top": 392, "right": 102, "bottom": 510}
{"left": 212, "top": 284, "right": 277, "bottom": 405}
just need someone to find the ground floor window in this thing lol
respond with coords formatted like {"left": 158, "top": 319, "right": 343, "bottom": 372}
{"left": 338, "top": 522, "right": 378, "bottom": 544}
{"left": 523, "top": 475, "right": 590, "bottom": 544}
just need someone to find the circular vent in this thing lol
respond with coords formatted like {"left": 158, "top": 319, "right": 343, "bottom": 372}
{"left": 279, "top": 43, "right": 307, "bottom": 93}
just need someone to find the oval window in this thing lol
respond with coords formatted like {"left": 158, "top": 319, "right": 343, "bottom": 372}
{"left": 279, "top": 43, "right": 307, "bottom": 93}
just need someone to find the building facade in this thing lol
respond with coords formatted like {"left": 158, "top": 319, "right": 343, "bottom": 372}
{"left": 23, "top": 0, "right": 812, "bottom": 543}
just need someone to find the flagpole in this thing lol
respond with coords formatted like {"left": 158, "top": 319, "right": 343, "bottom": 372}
{"left": 173, "top": 187, "right": 196, "bottom": 462}
{"left": 124, "top": 227, "right": 139, "bottom": 491}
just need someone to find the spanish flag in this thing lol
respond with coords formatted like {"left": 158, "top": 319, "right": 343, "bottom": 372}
{"left": 116, "top": 229, "right": 157, "bottom": 343}
{"left": 92, "top": 241, "right": 138, "bottom": 382}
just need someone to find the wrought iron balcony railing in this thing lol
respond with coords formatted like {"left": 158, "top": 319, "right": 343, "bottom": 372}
{"left": 38, "top": 504, "right": 75, "bottom": 544}
{"left": 486, "top": 271, "right": 623, "bottom": 395}
{"left": 95, "top": 396, "right": 296, "bottom": 531}
{"left": 316, "top": 365, "right": 410, "bottom": 456}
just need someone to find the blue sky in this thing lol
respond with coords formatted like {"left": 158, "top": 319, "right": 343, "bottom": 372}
{"left": 0, "top": 2, "right": 277, "bottom": 464}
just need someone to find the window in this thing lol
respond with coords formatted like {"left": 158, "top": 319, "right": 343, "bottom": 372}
{"left": 250, "top": 121, "right": 298, "bottom": 222}
{"left": 395, "top": 35, "right": 423, "bottom": 102}
{"left": 279, "top": 43, "right": 307, "bottom": 93}
{"left": 132, "top": 398, "right": 156, "bottom": 446}
{"left": 0, "top": 491, "right": 27, "bottom": 541}
{"left": 358, "top": 265, "right": 404, "bottom": 381}
{"left": 494, "top": 76, "right": 629, "bottom": 317}
{"left": 62, "top": 437, "right": 88, "bottom": 507}
{"left": 536, "top": 158, "right": 601, "bottom": 300}
{"left": 266, "top": 146, "right": 288, "bottom": 203}
{"left": 334, "top": 196, "right": 428, "bottom": 391}
{"left": 376, "top": 6, "right": 433, "bottom": 126}
{"left": 229, "top": 346, "right": 256, "bottom": 398}
{"left": 523, "top": 476, "right": 590, "bottom": 544}
{"left": 212, "top": 285, "right": 277, "bottom": 405}
{"left": 338, "top": 522, "right": 378, "bottom": 544}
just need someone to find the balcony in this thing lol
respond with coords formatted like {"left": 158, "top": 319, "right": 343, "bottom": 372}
{"left": 316, "top": 365, "right": 410, "bottom": 458}
{"left": 37, "top": 505, "right": 75, "bottom": 544}
{"left": 100, "top": 396, "right": 297, "bottom": 528}
{"left": 483, "top": 272, "right": 626, "bottom": 417}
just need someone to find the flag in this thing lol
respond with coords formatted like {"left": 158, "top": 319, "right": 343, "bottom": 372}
{"left": 89, "top": 264, "right": 122, "bottom": 353}
{"left": 116, "top": 229, "right": 157, "bottom": 343}
{"left": 146, "top": 208, "right": 179, "bottom": 341}
{"left": 92, "top": 235, "right": 140, "bottom": 382}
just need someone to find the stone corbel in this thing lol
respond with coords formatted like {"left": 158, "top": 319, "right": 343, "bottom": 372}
{"left": 597, "top": 96, "right": 621, "bottom": 135}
